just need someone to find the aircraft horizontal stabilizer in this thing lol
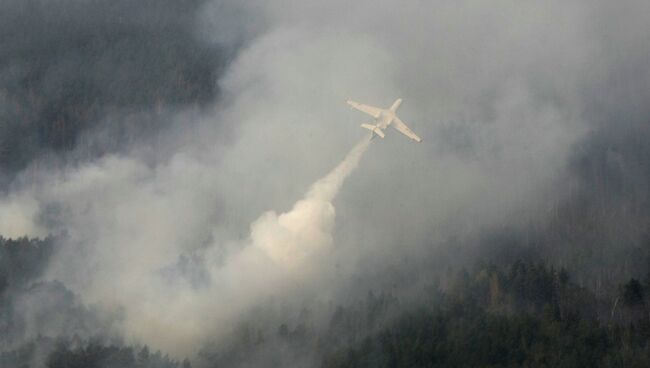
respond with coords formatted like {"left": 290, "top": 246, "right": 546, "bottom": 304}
{"left": 361, "top": 123, "right": 385, "bottom": 138}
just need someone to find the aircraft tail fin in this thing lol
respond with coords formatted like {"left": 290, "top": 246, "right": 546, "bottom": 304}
{"left": 361, "top": 123, "right": 385, "bottom": 138}
{"left": 389, "top": 98, "right": 402, "bottom": 112}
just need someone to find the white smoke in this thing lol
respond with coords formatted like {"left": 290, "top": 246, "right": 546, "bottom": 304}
{"left": 0, "top": 193, "right": 47, "bottom": 238}
{"left": 0, "top": 24, "right": 383, "bottom": 356}
{"left": 111, "top": 136, "right": 372, "bottom": 356}
{"left": 252, "top": 136, "right": 370, "bottom": 268}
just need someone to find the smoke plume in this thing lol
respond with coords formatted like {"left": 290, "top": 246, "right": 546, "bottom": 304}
{"left": 102, "top": 135, "right": 372, "bottom": 356}
{"left": 253, "top": 136, "right": 371, "bottom": 268}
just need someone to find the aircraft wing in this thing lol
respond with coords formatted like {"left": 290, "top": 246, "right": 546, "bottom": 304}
{"left": 346, "top": 100, "right": 382, "bottom": 118}
{"left": 392, "top": 116, "right": 422, "bottom": 142}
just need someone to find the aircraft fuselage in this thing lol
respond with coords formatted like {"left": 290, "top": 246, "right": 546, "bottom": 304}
{"left": 375, "top": 111, "right": 394, "bottom": 130}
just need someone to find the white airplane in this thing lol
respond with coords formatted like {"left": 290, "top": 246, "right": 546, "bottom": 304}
{"left": 346, "top": 98, "right": 422, "bottom": 143}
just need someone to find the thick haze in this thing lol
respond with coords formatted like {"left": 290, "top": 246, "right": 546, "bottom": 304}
{"left": 0, "top": 0, "right": 224, "bottom": 179}
{"left": 1, "top": 0, "right": 650, "bottom": 362}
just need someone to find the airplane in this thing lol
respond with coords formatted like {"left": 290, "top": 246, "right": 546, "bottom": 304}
{"left": 346, "top": 98, "right": 422, "bottom": 143}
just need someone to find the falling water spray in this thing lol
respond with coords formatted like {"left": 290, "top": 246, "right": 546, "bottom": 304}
{"left": 93, "top": 135, "right": 373, "bottom": 356}
{"left": 251, "top": 135, "right": 372, "bottom": 268}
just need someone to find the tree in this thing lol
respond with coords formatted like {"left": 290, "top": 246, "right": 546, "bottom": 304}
{"left": 623, "top": 279, "right": 644, "bottom": 307}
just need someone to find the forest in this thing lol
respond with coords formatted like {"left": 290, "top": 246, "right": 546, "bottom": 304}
{"left": 2, "top": 236, "right": 650, "bottom": 367}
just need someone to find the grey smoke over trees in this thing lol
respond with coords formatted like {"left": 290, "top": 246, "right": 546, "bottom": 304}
{"left": 0, "top": 0, "right": 227, "bottom": 178}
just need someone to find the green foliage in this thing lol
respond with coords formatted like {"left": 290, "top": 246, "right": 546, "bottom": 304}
{"left": 4, "top": 236, "right": 650, "bottom": 368}
{"left": 0, "top": 236, "right": 54, "bottom": 294}
{"left": 46, "top": 340, "right": 187, "bottom": 368}
{"left": 321, "top": 262, "right": 650, "bottom": 368}
{"left": 623, "top": 279, "right": 644, "bottom": 307}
